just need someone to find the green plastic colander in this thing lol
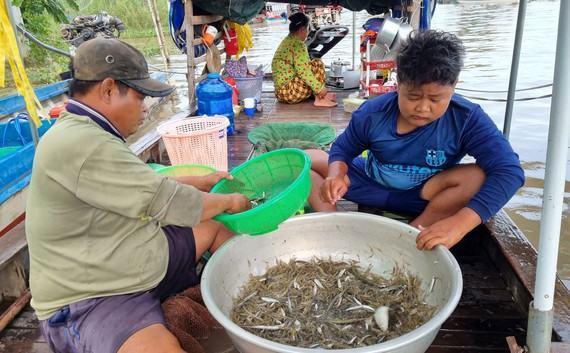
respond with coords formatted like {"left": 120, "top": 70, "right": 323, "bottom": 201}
{"left": 210, "top": 148, "right": 311, "bottom": 235}
{"left": 157, "top": 164, "right": 217, "bottom": 177}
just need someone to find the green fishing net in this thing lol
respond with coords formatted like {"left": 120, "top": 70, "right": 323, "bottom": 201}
{"left": 248, "top": 122, "right": 336, "bottom": 154}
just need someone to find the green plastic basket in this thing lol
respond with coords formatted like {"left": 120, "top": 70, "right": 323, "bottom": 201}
{"left": 157, "top": 164, "right": 216, "bottom": 177}
{"left": 147, "top": 163, "right": 166, "bottom": 171}
{"left": 210, "top": 148, "right": 311, "bottom": 235}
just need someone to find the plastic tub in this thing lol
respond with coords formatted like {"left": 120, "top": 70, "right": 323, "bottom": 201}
{"left": 156, "top": 164, "right": 216, "bottom": 177}
{"left": 157, "top": 116, "right": 229, "bottom": 171}
{"left": 202, "top": 212, "right": 463, "bottom": 353}
{"left": 235, "top": 75, "right": 263, "bottom": 103}
{"left": 210, "top": 148, "right": 311, "bottom": 235}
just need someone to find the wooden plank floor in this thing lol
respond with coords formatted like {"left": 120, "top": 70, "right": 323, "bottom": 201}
{"left": 0, "top": 89, "right": 528, "bottom": 352}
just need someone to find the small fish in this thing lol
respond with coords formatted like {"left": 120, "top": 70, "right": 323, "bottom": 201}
{"left": 261, "top": 297, "right": 279, "bottom": 304}
{"left": 337, "top": 269, "right": 346, "bottom": 278}
{"left": 378, "top": 284, "right": 402, "bottom": 292}
{"left": 348, "top": 336, "right": 357, "bottom": 344}
{"left": 357, "top": 335, "right": 372, "bottom": 345}
{"left": 337, "top": 278, "right": 342, "bottom": 289}
{"left": 429, "top": 276, "right": 438, "bottom": 293}
{"left": 287, "top": 296, "right": 293, "bottom": 312}
{"left": 353, "top": 296, "right": 363, "bottom": 305}
{"left": 294, "top": 320, "right": 301, "bottom": 331}
{"left": 246, "top": 324, "right": 284, "bottom": 331}
{"left": 237, "top": 291, "right": 258, "bottom": 307}
{"left": 346, "top": 305, "right": 375, "bottom": 312}
{"left": 314, "top": 278, "right": 324, "bottom": 289}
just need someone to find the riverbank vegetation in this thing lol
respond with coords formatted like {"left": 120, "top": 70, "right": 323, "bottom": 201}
{"left": 4, "top": 0, "right": 177, "bottom": 88}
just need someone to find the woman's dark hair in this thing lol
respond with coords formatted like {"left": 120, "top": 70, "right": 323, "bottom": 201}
{"left": 397, "top": 30, "right": 465, "bottom": 87}
{"left": 289, "top": 12, "right": 309, "bottom": 33}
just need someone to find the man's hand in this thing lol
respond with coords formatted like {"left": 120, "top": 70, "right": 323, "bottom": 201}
{"left": 176, "top": 172, "right": 233, "bottom": 192}
{"left": 320, "top": 175, "right": 349, "bottom": 204}
{"left": 415, "top": 208, "right": 481, "bottom": 250}
{"left": 200, "top": 172, "right": 233, "bottom": 192}
{"left": 226, "top": 193, "right": 251, "bottom": 214}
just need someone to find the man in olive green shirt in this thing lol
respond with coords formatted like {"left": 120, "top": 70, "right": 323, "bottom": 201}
{"left": 26, "top": 38, "right": 250, "bottom": 353}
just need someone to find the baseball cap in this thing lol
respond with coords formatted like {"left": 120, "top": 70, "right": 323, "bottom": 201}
{"left": 73, "top": 37, "right": 175, "bottom": 97}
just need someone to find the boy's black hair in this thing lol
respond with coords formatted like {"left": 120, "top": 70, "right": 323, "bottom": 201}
{"left": 289, "top": 12, "right": 309, "bottom": 33}
{"left": 397, "top": 30, "right": 465, "bottom": 87}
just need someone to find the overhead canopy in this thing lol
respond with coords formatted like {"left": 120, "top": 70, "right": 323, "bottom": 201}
{"left": 192, "top": 0, "right": 392, "bottom": 24}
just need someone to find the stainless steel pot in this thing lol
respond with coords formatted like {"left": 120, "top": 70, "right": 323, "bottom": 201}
{"left": 202, "top": 212, "right": 463, "bottom": 353}
{"left": 375, "top": 16, "right": 400, "bottom": 50}
{"left": 390, "top": 22, "right": 413, "bottom": 54}
{"left": 331, "top": 59, "right": 350, "bottom": 78}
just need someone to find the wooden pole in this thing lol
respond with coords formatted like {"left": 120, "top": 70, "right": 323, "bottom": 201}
{"left": 0, "top": 290, "right": 31, "bottom": 333}
{"left": 184, "top": 0, "right": 196, "bottom": 112}
{"left": 146, "top": 0, "right": 170, "bottom": 67}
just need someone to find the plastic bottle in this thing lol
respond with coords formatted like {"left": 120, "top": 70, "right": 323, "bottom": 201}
{"left": 196, "top": 73, "right": 235, "bottom": 135}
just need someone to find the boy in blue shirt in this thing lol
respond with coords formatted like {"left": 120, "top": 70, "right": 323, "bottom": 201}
{"left": 308, "top": 30, "right": 524, "bottom": 250}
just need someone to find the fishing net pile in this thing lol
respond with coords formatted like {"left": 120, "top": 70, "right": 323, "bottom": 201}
{"left": 231, "top": 259, "right": 436, "bottom": 349}
{"left": 162, "top": 285, "right": 222, "bottom": 353}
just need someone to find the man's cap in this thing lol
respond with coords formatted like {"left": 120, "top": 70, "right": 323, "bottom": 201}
{"left": 73, "top": 37, "right": 175, "bottom": 97}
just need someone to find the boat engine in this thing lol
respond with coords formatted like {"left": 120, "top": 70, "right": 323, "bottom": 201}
{"left": 60, "top": 12, "right": 125, "bottom": 48}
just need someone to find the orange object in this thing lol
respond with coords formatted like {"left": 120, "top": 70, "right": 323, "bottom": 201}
{"left": 48, "top": 103, "right": 66, "bottom": 118}
{"left": 202, "top": 25, "right": 217, "bottom": 47}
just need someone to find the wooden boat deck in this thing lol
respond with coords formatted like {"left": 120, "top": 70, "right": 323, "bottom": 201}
{"left": 1, "top": 90, "right": 569, "bottom": 353}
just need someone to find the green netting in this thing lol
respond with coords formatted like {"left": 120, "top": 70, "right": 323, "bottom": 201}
{"left": 248, "top": 122, "right": 336, "bottom": 154}
{"left": 211, "top": 149, "right": 311, "bottom": 235}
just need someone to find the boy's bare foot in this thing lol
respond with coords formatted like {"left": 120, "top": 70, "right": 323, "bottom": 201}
{"left": 314, "top": 97, "right": 338, "bottom": 107}
{"left": 325, "top": 92, "right": 337, "bottom": 102}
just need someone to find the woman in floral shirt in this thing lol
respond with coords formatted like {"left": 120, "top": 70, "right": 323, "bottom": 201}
{"left": 272, "top": 12, "right": 337, "bottom": 107}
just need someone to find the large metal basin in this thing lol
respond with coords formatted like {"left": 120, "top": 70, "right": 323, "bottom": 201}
{"left": 201, "top": 212, "right": 463, "bottom": 353}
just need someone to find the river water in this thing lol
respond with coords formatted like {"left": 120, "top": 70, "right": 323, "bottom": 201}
{"left": 155, "top": 0, "right": 569, "bottom": 280}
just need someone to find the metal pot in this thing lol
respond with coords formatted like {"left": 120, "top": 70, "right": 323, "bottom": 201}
{"left": 202, "top": 212, "right": 463, "bottom": 353}
{"left": 390, "top": 22, "right": 413, "bottom": 54}
{"left": 330, "top": 59, "right": 350, "bottom": 78}
{"left": 375, "top": 16, "right": 401, "bottom": 49}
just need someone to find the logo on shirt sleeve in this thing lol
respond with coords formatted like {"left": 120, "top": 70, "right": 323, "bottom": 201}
{"left": 425, "top": 150, "right": 447, "bottom": 167}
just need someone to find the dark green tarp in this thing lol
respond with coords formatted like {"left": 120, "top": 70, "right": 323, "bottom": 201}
{"left": 193, "top": 0, "right": 392, "bottom": 24}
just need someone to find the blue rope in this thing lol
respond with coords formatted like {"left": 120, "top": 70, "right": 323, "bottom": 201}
{"left": 1, "top": 113, "right": 30, "bottom": 147}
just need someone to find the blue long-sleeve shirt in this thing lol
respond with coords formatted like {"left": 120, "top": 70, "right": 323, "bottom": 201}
{"left": 330, "top": 92, "right": 525, "bottom": 222}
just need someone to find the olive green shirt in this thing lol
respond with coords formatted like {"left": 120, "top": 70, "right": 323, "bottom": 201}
{"left": 26, "top": 111, "right": 203, "bottom": 320}
{"left": 272, "top": 34, "right": 324, "bottom": 93}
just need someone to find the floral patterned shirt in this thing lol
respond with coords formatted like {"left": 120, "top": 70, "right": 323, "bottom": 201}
{"left": 271, "top": 35, "right": 324, "bottom": 94}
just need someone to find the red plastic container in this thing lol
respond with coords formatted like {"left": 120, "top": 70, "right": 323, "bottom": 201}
{"left": 49, "top": 103, "right": 66, "bottom": 118}
{"left": 223, "top": 28, "right": 238, "bottom": 57}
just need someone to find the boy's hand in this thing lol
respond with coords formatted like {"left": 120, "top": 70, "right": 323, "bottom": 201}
{"left": 416, "top": 221, "right": 466, "bottom": 250}
{"left": 320, "top": 175, "right": 350, "bottom": 204}
{"left": 226, "top": 193, "right": 251, "bottom": 214}
{"left": 415, "top": 208, "right": 481, "bottom": 250}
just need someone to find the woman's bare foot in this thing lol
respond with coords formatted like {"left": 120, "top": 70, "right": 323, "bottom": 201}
{"left": 314, "top": 96, "right": 338, "bottom": 107}
{"left": 325, "top": 92, "right": 337, "bottom": 102}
